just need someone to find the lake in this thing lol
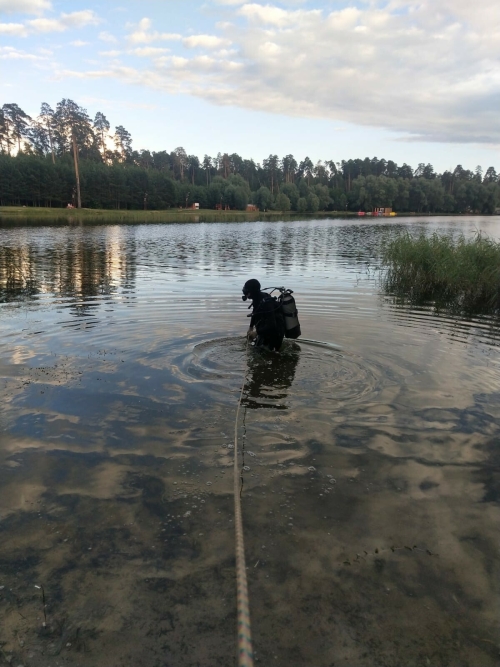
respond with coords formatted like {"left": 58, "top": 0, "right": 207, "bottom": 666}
{"left": 0, "top": 216, "right": 499, "bottom": 666}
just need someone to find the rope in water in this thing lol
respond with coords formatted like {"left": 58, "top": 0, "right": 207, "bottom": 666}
{"left": 233, "top": 336, "right": 254, "bottom": 667}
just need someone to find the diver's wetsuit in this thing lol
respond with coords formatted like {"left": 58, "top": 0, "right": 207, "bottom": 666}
{"left": 249, "top": 291, "right": 285, "bottom": 352}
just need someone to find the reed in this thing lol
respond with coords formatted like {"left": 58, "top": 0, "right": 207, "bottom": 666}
{"left": 381, "top": 231, "right": 500, "bottom": 314}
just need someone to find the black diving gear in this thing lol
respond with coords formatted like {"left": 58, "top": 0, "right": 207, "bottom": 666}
{"left": 242, "top": 279, "right": 287, "bottom": 352}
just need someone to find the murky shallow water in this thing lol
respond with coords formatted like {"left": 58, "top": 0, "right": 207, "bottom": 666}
{"left": 0, "top": 216, "right": 499, "bottom": 667}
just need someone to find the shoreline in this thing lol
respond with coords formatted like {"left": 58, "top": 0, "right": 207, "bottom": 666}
{"left": 0, "top": 206, "right": 496, "bottom": 225}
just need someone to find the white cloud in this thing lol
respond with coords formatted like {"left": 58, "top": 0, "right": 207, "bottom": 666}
{"left": 0, "top": 21, "right": 27, "bottom": 36}
{"left": 0, "top": 45, "right": 47, "bottom": 59}
{"left": 58, "top": 68, "right": 114, "bottom": 80}
{"left": 99, "top": 49, "right": 121, "bottom": 57}
{"left": 99, "top": 30, "right": 118, "bottom": 43}
{"left": 183, "top": 34, "right": 230, "bottom": 49}
{"left": 130, "top": 47, "right": 170, "bottom": 57}
{"left": 238, "top": 3, "right": 320, "bottom": 27}
{"left": 70, "top": 40, "right": 89, "bottom": 47}
{"left": 55, "top": 1, "right": 500, "bottom": 144}
{"left": 127, "top": 17, "right": 181, "bottom": 44}
{"left": 0, "top": 0, "right": 51, "bottom": 14}
{"left": 28, "top": 10, "right": 99, "bottom": 33}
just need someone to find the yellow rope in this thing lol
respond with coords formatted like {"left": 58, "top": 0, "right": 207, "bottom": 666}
{"left": 233, "top": 336, "right": 254, "bottom": 667}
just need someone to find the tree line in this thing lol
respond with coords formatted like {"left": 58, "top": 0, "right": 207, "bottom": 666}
{"left": 1, "top": 99, "right": 499, "bottom": 214}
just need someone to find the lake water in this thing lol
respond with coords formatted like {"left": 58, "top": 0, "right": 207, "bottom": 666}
{"left": 0, "top": 216, "right": 499, "bottom": 666}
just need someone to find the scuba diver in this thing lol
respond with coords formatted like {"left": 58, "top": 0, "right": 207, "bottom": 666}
{"left": 242, "top": 279, "right": 301, "bottom": 352}
{"left": 242, "top": 279, "right": 285, "bottom": 352}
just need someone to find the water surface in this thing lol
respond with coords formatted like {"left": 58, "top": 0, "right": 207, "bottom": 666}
{"left": 1, "top": 216, "right": 499, "bottom": 666}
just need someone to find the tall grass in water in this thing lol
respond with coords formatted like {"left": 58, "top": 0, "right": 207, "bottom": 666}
{"left": 382, "top": 232, "right": 500, "bottom": 314}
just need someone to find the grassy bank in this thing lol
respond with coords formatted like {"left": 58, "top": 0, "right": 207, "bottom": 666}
{"left": 0, "top": 206, "right": 397, "bottom": 224}
{"left": 382, "top": 232, "right": 500, "bottom": 314}
{"left": 0, "top": 206, "right": 266, "bottom": 224}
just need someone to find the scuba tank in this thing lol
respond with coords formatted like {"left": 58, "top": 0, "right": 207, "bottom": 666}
{"left": 280, "top": 289, "right": 301, "bottom": 339}
{"left": 262, "top": 286, "right": 302, "bottom": 339}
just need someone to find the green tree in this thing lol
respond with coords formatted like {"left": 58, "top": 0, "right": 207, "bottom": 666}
{"left": 281, "top": 154, "right": 297, "bottom": 183}
{"left": 394, "top": 178, "right": 410, "bottom": 211}
{"left": 313, "top": 184, "right": 331, "bottom": 210}
{"left": 297, "top": 197, "right": 307, "bottom": 213}
{"left": 299, "top": 156, "right": 314, "bottom": 185}
{"left": 306, "top": 193, "right": 320, "bottom": 213}
{"left": 187, "top": 154, "right": 199, "bottom": 185}
{"left": 0, "top": 108, "right": 8, "bottom": 153}
{"left": 275, "top": 192, "right": 291, "bottom": 211}
{"left": 281, "top": 182, "right": 299, "bottom": 210}
{"left": 207, "top": 176, "right": 225, "bottom": 208}
{"left": 39, "top": 103, "right": 56, "bottom": 163}
{"left": 2, "top": 103, "right": 32, "bottom": 153}
{"left": 409, "top": 179, "right": 428, "bottom": 212}
{"left": 483, "top": 167, "right": 497, "bottom": 183}
{"left": 263, "top": 154, "right": 280, "bottom": 194}
{"left": 26, "top": 121, "right": 50, "bottom": 156}
{"left": 254, "top": 186, "right": 272, "bottom": 211}
{"left": 93, "top": 112, "right": 110, "bottom": 162}
{"left": 202, "top": 155, "right": 212, "bottom": 185}
{"left": 114, "top": 125, "right": 133, "bottom": 162}
{"left": 53, "top": 99, "right": 95, "bottom": 207}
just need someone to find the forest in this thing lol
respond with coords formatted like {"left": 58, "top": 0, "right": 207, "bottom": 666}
{"left": 1, "top": 99, "right": 499, "bottom": 214}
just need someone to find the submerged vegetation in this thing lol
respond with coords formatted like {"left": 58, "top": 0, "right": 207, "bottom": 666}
{"left": 382, "top": 232, "right": 500, "bottom": 314}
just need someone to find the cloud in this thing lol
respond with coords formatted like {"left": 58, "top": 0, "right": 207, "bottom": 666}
{"left": 183, "top": 34, "right": 231, "bottom": 49}
{"left": 238, "top": 3, "right": 320, "bottom": 27}
{"left": 0, "top": 21, "right": 27, "bottom": 36}
{"left": 0, "top": 10, "right": 99, "bottom": 36}
{"left": 99, "top": 50, "right": 121, "bottom": 57}
{"left": 127, "top": 17, "right": 181, "bottom": 44}
{"left": 0, "top": 0, "right": 51, "bottom": 14}
{"left": 130, "top": 47, "right": 170, "bottom": 57}
{"left": 28, "top": 10, "right": 99, "bottom": 33}
{"left": 70, "top": 40, "right": 89, "bottom": 47}
{"left": 79, "top": 95, "right": 158, "bottom": 111}
{"left": 0, "top": 45, "right": 48, "bottom": 59}
{"left": 99, "top": 30, "right": 118, "bottom": 43}
{"left": 57, "top": 1, "right": 500, "bottom": 144}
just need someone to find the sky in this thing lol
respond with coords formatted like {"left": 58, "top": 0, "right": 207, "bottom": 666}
{"left": 1, "top": 0, "right": 499, "bottom": 173}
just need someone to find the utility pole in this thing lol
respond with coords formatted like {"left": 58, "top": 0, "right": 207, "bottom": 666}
{"left": 72, "top": 130, "right": 82, "bottom": 209}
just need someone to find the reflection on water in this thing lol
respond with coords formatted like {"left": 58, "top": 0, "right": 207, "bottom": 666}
{"left": 242, "top": 344, "right": 300, "bottom": 410}
{"left": 0, "top": 217, "right": 499, "bottom": 666}
{"left": 0, "top": 229, "right": 136, "bottom": 311}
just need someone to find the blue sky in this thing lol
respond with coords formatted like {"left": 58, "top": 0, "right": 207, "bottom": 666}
{"left": 1, "top": 0, "right": 499, "bottom": 173}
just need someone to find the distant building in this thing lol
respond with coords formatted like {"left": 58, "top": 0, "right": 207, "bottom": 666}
{"left": 374, "top": 207, "right": 395, "bottom": 217}
{"left": 189, "top": 203, "right": 200, "bottom": 210}
{"left": 215, "top": 203, "right": 230, "bottom": 210}
{"left": 246, "top": 204, "right": 258, "bottom": 211}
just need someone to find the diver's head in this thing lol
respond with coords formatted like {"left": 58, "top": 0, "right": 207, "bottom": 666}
{"left": 242, "top": 278, "right": 261, "bottom": 301}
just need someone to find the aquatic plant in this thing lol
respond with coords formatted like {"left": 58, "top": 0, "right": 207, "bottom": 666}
{"left": 381, "top": 231, "right": 500, "bottom": 314}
